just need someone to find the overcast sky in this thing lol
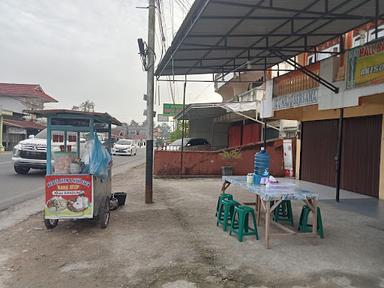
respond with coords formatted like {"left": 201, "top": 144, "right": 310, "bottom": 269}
{"left": 0, "top": 0, "right": 221, "bottom": 124}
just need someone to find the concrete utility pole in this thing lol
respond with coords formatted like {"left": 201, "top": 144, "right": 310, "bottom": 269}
{"left": 0, "top": 106, "right": 4, "bottom": 152}
{"left": 145, "top": 0, "right": 155, "bottom": 204}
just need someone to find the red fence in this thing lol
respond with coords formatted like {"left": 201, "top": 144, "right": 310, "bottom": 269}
{"left": 154, "top": 139, "right": 284, "bottom": 177}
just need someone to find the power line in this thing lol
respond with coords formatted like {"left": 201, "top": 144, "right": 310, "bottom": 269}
{"left": 156, "top": 0, "right": 176, "bottom": 105}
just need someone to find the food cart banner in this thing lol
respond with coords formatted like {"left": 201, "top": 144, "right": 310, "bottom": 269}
{"left": 45, "top": 175, "right": 93, "bottom": 219}
{"left": 346, "top": 39, "right": 384, "bottom": 89}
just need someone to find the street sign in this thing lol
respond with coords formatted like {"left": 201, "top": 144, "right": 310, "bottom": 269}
{"left": 162, "top": 103, "right": 184, "bottom": 116}
{"left": 157, "top": 114, "right": 169, "bottom": 122}
{"left": 8, "top": 127, "right": 27, "bottom": 134}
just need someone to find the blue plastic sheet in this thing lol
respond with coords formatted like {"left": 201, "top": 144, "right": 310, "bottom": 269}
{"left": 86, "top": 133, "right": 111, "bottom": 179}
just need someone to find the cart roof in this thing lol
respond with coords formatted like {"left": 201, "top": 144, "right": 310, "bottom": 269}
{"left": 31, "top": 109, "right": 122, "bottom": 126}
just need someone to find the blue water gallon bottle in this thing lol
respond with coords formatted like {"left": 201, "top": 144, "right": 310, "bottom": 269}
{"left": 253, "top": 147, "right": 270, "bottom": 184}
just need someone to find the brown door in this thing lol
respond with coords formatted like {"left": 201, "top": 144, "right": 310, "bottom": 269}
{"left": 301, "top": 119, "right": 338, "bottom": 187}
{"left": 341, "top": 115, "right": 381, "bottom": 197}
{"left": 301, "top": 116, "right": 382, "bottom": 198}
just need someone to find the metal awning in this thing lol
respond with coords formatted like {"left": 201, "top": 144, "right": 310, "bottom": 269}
{"left": 174, "top": 101, "right": 258, "bottom": 120}
{"left": 156, "top": 0, "right": 383, "bottom": 76}
{"left": 175, "top": 103, "right": 227, "bottom": 120}
{"left": 175, "top": 101, "right": 280, "bottom": 130}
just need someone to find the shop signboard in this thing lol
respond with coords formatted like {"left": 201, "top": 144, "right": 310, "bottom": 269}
{"left": 346, "top": 39, "right": 384, "bottom": 89}
{"left": 163, "top": 103, "right": 184, "bottom": 116}
{"left": 8, "top": 127, "right": 26, "bottom": 135}
{"left": 273, "top": 88, "right": 318, "bottom": 111}
{"left": 45, "top": 175, "right": 93, "bottom": 219}
{"left": 157, "top": 114, "right": 169, "bottom": 122}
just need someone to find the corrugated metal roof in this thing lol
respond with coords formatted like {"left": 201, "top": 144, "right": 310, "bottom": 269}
{"left": 156, "top": 0, "right": 383, "bottom": 76}
{"left": 3, "top": 119, "right": 45, "bottom": 130}
{"left": 31, "top": 109, "right": 122, "bottom": 126}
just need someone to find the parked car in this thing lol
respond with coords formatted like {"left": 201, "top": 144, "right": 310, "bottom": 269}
{"left": 166, "top": 138, "right": 211, "bottom": 151}
{"left": 112, "top": 139, "right": 137, "bottom": 156}
{"left": 11, "top": 129, "right": 84, "bottom": 175}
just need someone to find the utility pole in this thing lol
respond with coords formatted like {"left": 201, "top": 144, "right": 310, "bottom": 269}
{"left": 145, "top": 0, "right": 155, "bottom": 204}
{"left": 0, "top": 106, "right": 3, "bottom": 152}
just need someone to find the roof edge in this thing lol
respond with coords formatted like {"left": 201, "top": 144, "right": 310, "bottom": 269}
{"left": 155, "top": 0, "right": 211, "bottom": 76}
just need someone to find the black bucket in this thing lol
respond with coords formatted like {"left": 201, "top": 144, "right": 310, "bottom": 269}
{"left": 113, "top": 192, "right": 127, "bottom": 206}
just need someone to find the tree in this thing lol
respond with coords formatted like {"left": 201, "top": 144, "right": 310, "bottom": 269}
{"left": 80, "top": 100, "right": 95, "bottom": 112}
{"left": 169, "top": 121, "right": 189, "bottom": 142}
{"left": 129, "top": 120, "right": 139, "bottom": 127}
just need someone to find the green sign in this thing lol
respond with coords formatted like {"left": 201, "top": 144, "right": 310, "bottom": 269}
{"left": 163, "top": 103, "right": 184, "bottom": 116}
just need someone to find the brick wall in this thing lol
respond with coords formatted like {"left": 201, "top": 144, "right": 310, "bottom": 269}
{"left": 154, "top": 139, "right": 284, "bottom": 177}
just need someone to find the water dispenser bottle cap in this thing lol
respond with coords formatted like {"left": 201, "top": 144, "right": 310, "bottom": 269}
{"left": 261, "top": 147, "right": 265, "bottom": 151}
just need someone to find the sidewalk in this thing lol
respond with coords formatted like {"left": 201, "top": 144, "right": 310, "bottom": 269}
{"left": 0, "top": 165, "right": 383, "bottom": 288}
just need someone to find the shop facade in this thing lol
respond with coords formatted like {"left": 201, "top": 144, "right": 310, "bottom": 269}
{"left": 261, "top": 38, "right": 384, "bottom": 199}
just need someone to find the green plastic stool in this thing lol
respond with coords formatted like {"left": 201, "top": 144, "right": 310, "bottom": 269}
{"left": 215, "top": 193, "right": 233, "bottom": 217}
{"left": 273, "top": 200, "right": 294, "bottom": 226}
{"left": 298, "top": 205, "right": 324, "bottom": 238}
{"left": 217, "top": 199, "right": 239, "bottom": 231}
{"left": 230, "top": 205, "right": 259, "bottom": 242}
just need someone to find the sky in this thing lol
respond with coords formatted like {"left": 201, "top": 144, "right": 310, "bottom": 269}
{"left": 0, "top": 0, "right": 221, "bottom": 124}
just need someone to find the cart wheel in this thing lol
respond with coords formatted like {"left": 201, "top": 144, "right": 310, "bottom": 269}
{"left": 99, "top": 197, "right": 110, "bottom": 229}
{"left": 44, "top": 219, "right": 58, "bottom": 230}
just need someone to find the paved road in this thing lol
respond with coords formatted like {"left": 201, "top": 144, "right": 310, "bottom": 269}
{"left": 0, "top": 149, "right": 145, "bottom": 211}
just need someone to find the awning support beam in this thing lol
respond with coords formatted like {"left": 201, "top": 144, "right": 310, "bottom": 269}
{"left": 335, "top": 108, "right": 344, "bottom": 202}
{"left": 215, "top": 105, "right": 280, "bottom": 131}
{"left": 273, "top": 51, "right": 339, "bottom": 94}
{"left": 208, "top": 0, "right": 367, "bottom": 82}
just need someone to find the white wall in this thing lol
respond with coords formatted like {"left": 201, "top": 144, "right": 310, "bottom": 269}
{"left": 0, "top": 96, "right": 26, "bottom": 113}
{"left": 260, "top": 80, "right": 273, "bottom": 118}
{"left": 189, "top": 118, "right": 229, "bottom": 150}
{"left": 262, "top": 52, "right": 384, "bottom": 117}
{"left": 319, "top": 56, "right": 384, "bottom": 109}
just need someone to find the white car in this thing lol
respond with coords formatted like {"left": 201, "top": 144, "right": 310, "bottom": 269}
{"left": 112, "top": 139, "right": 137, "bottom": 156}
{"left": 12, "top": 129, "right": 85, "bottom": 175}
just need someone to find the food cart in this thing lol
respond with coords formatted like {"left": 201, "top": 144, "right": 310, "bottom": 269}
{"left": 33, "top": 109, "right": 121, "bottom": 230}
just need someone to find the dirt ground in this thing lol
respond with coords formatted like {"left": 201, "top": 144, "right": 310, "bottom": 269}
{"left": 1, "top": 165, "right": 384, "bottom": 288}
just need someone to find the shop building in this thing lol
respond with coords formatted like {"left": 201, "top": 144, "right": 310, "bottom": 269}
{"left": 0, "top": 83, "right": 57, "bottom": 150}
{"left": 260, "top": 37, "right": 384, "bottom": 199}
{"left": 154, "top": 0, "right": 384, "bottom": 191}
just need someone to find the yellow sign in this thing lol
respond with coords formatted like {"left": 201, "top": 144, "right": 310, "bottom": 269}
{"left": 347, "top": 39, "right": 384, "bottom": 89}
{"left": 0, "top": 110, "right": 13, "bottom": 116}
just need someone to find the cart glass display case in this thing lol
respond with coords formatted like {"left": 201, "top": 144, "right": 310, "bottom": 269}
{"left": 32, "top": 109, "right": 121, "bottom": 229}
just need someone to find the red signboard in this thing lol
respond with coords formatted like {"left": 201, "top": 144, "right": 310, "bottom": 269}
{"left": 45, "top": 175, "right": 93, "bottom": 219}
